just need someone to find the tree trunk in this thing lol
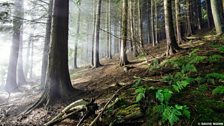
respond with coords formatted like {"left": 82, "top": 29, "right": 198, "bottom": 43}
{"left": 175, "top": 0, "right": 183, "bottom": 44}
{"left": 154, "top": 0, "right": 158, "bottom": 44}
{"left": 17, "top": 0, "right": 26, "bottom": 85}
{"left": 91, "top": 0, "right": 96, "bottom": 66}
{"left": 186, "top": 0, "right": 192, "bottom": 36}
{"left": 107, "top": 0, "right": 112, "bottom": 59}
{"left": 93, "top": 0, "right": 102, "bottom": 68}
{"left": 151, "top": 0, "right": 155, "bottom": 46}
{"left": 74, "top": 2, "right": 81, "bottom": 69}
{"left": 206, "top": 0, "right": 214, "bottom": 28}
{"left": 164, "top": 0, "right": 181, "bottom": 56}
{"left": 210, "top": 0, "right": 224, "bottom": 35}
{"left": 196, "top": 0, "right": 202, "bottom": 30}
{"left": 138, "top": 0, "right": 143, "bottom": 48}
{"left": 5, "top": 0, "right": 23, "bottom": 92}
{"left": 41, "top": 0, "right": 53, "bottom": 86}
{"left": 147, "top": 0, "right": 151, "bottom": 44}
{"left": 41, "top": 0, "right": 77, "bottom": 105}
{"left": 120, "top": 0, "right": 129, "bottom": 66}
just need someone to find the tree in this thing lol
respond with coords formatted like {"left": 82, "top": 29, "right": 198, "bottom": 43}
{"left": 74, "top": 1, "right": 81, "bottom": 69}
{"left": 175, "top": 0, "right": 183, "bottom": 44}
{"left": 28, "top": 0, "right": 78, "bottom": 109}
{"left": 210, "top": 0, "right": 224, "bottom": 35}
{"left": 5, "top": 0, "right": 23, "bottom": 92}
{"left": 106, "top": 0, "right": 112, "bottom": 59}
{"left": 186, "top": 0, "right": 193, "bottom": 36}
{"left": 151, "top": 0, "right": 155, "bottom": 46}
{"left": 17, "top": 0, "right": 26, "bottom": 85}
{"left": 93, "top": 0, "right": 102, "bottom": 68}
{"left": 41, "top": 0, "right": 53, "bottom": 86}
{"left": 164, "top": 0, "right": 181, "bottom": 56}
{"left": 206, "top": 0, "right": 214, "bottom": 28}
{"left": 120, "top": 0, "right": 129, "bottom": 66}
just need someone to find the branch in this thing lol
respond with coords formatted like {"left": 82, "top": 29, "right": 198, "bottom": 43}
{"left": 89, "top": 84, "right": 131, "bottom": 126}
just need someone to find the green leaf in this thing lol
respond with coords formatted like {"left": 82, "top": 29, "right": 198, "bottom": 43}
{"left": 181, "top": 64, "right": 197, "bottom": 73}
{"left": 136, "top": 93, "right": 145, "bottom": 102}
{"left": 212, "top": 86, "right": 224, "bottom": 95}
{"left": 156, "top": 89, "right": 173, "bottom": 104}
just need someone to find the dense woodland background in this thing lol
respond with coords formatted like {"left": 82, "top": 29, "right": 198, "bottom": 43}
{"left": 0, "top": 0, "right": 224, "bottom": 125}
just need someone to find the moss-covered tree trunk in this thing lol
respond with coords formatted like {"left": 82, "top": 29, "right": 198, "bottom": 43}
{"left": 120, "top": 0, "right": 129, "bottom": 66}
{"left": 164, "top": 0, "right": 181, "bottom": 56}
{"left": 210, "top": 0, "right": 224, "bottom": 35}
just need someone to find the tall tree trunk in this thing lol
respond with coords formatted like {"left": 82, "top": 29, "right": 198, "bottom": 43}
{"left": 17, "top": 0, "right": 26, "bottom": 85}
{"left": 147, "top": 0, "right": 151, "bottom": 44}
{"left": 106, "top": 0, "right": 112, "bottom": 59}
{"left": 120, "top": 0, "right": 129, "bottom": 66}
{"left": 5, "top": 0, "right": 23, "bottom": 92}
{"left": 154, "top": 0, "right": 158, "bottom": 44}
{"left": 206, "top": 0, "right": 214, "bottom": 28}
{"left": 196, "top": 0, "right": 202, "bottom": 30}
{"left": 175, "top": 0, "right": 183, "bottom": 44}
{"left": 93, "top": 0, "right": 102, "bottom": 68}
{"left": 151, "top": 0, "right": 155, "bottom": 46}
{"left": 138, "top": 0, "right": 143, "bottom": 48}
{"left": 74, "top": 2, "right": 81, "bottom": 69}
{"left": 38, "top": 0, "right": 77, "bottom": 106}
{"left": 41, "top": 0, "right": 53, "bottom": 86}
{"left": 186, "top": 0, "right": 193, "bottom": 36}
{"left": 164, "top": 0, "right": 181, "bottom": 56}
{"left": 25, "top": 34, "right": 32, "bottom": 79}
{"left": 210, "top": 0, "right": 224, "bottom": 35}
{"left": 91, "top": 0, "right": 96, "bottom": 66}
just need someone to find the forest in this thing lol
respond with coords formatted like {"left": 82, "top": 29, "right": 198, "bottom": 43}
{"left": 0, "top": 0, "right": 224, "bottom": 125}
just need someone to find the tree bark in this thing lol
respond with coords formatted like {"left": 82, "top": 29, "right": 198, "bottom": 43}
{"left": 151, "top": 0, "right": 155, "bottom": 46}
{"left": 42, "top": 0, "right": 77, "bottom": 105}
{"left": 186, "top": 0, "right": 193, "bottom": 36}
{"left": 74, "top": 2, "right": 81, "bottom": 69}
{"left": 93, "top": 0, "right": 102, "bottom": 68}
{"left": 17, "top": 0, "right": 26, "bottom": 85}
{"left": 164, "top": 0, "right": 181, "bottom": 56}
{"left": 175, "top": 0, "right": 183, "bottom": 44}
{"left": 206, "top": 0, "right": 214, "bottom": 28}
{"left": 41, "top": 0, "right": 53, "bottom": 86}
{"left": 210, "top": 0, "right": 224, "bottom": 35}
{"left": 120, "top": 0, "right": 129, "bottom": 66}
{"left": 5, "top": 0, "right": 23, "bottom": 92}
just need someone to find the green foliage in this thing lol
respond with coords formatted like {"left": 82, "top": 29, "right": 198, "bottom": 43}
{"left": 208, "top": 54, "right": 223, "bottom": 63}
{"left": 218, "top": 47, "right": 224, "bottom": 52}
{"left": 181, "top": 64, "right": 197, "bottom": 74}
{"left": 212, "top": 86, "right": 224, "bottom": 95}
{"left": 206, "top": 73, "right": 224, "bottom": 80}
{"left": 164, "top": 49, "right": 206, "bottom": 69}
{"left": 155, "top": 104, "right": 190, "bottom": 126}
{"left": 156, "top": 89, "right": 173, "bottom": 105}
{"left": 148, "top": 58, "right": 160, "bottom": 71}
{"left": 133, "top": 78, "right": 142, "bottom": 87}
{"left": 135, "top": 86, "right": 146, "bottom": 102}
{"left": 172, "top": 79, "right": 191, "bottom": 93}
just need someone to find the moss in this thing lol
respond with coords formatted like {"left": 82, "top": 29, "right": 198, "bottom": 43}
{"left": 116, "top": 104, "right": 141, "bottom": 116}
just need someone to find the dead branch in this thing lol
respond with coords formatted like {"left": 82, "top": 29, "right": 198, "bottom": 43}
{"left": 89, "top": 84, "right": 130, "bottom": 126}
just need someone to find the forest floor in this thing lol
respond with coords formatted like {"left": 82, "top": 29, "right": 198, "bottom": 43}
{"left": 0, "top": 31, "right": 224, "bottom": 126}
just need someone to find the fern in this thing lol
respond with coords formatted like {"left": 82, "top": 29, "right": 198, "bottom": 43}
{"left": 206, "top": 73, "right": 224, "bottom": 80}
{"left": 156, "top": 105, "right": 190, "bottom": 126}
{"left": 181, "top": 64, "right": 197, "bottom": 74}
{"left": 156, "top": 89, "right": 173, "bottom": 104}
{"left": 212, "top": 86, "right": 224, "bottom": 95}
{"left": 172, "top": 80, "right": 191, "bottom": 92}
{"left": 135, "top": 86, "right": 146, "bottom": 102}
{"left": 208, "top": 54, "right": 223, "bottom": 63}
